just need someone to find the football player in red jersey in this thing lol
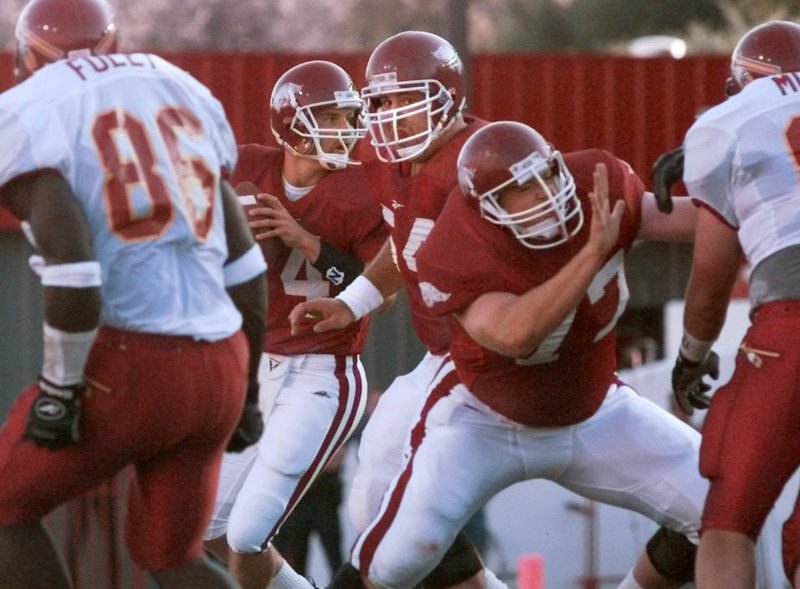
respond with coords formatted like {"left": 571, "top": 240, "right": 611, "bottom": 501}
{"left": 0, "top": 0, "right": 267, "bottom": 587}
{"left": 368, "top": 120, "right": 704, "bottom": 589}
{"left": 202, "top": 60, "right": 388, "bottom": 589}
{"left": 288, "top": 31, "right": 506, "bottom": 589}
{"left": 673, "top": 21, "right": 800, "bottom": 589}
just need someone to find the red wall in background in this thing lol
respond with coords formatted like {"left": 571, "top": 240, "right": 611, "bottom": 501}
{"left": 0, "top": 51, "right": 729, "bottom": 231}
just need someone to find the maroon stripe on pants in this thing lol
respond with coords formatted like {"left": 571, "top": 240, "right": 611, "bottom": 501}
{"left": 357, "top": 366, "right": 460, "bottom": 576}
{"left": 261, "top": 356, "right": 364, "bottom": 548}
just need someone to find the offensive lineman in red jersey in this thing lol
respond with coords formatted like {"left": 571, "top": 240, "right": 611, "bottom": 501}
{"left": 367, "top": 121, "right": 705, "bottom": 589}
{"left": 289, "top": 31, "right": 508, "bottom": 589}
{"left": 203, "top": 61, "right": 387, "bottom": 589}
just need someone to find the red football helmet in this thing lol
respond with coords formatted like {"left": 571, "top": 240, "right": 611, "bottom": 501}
{"left": 270, "top": 60, "right": 365, "bottom": 171}
{"left": 361, "top": 31, "right": 466, "bottom": 162}
{"left": 14, "top": 0, "right": 118, "bottom": 82}
{"left": 727, "top": 20, "right": 800, "bottom": 96}
{"left": 457, "top": 121, "right": 582, "bottom": 250}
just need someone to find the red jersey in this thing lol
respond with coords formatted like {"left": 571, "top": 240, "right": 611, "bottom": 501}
{"left": 416, "top": 150, "right": 644, "bottom": 426}
{"left": 362, "top": 115, "right": 488, "bottom": 355}
{"left": 232, "top": 145, "right": 387, "bottom": 355}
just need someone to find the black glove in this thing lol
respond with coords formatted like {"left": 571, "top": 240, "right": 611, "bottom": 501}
{"left": 652, "top": 146, "right": 684, "bottom": 214}
{"left": 226, "top": 383, "right": 264, "bottom": 452}
{"left": 24, "top": 376, "right": 84, "bottom": 450}
{"left": 671, "top": 351, "right": 720, "bottom": 415}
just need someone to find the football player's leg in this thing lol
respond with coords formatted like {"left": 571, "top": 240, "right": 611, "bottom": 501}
{"left": 348, "top": 354, "right": 441, "bottom": 533}
{"left": 698, "top": 322, "right": 800, "bottom": 589}
{"left": 227, "top": 356, "right": 365, "bottom": 588}
{"left": 353, "top": 379, "right": 518, "bottom": 589}
{"left": 558, "top": 383, "right": 706, "bottom": 588}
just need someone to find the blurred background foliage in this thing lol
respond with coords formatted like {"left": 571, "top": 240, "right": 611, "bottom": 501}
{"left": 0, "top": 0, "right": 798, "bottom": 54}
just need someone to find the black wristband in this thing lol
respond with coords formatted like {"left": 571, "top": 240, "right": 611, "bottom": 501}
{"left": 312, "top": 242, "right": 365, "bottom": 288}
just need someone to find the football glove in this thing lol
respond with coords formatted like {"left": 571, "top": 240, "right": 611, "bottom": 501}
{"left": 24, "top": 376, "right": 84, "bottom": 450}
{"left": 652, "top": 146, "right": 684, "bottom": 214}
{"left": 671, "top": 351, "right": 719, "bottom": 415}
{"left": 226, "top": 383, "right": 264, "bottom": 453}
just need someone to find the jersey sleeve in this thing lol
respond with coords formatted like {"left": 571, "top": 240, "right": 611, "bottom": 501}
{"left": 416, "top": 192, "right": 493, "bottom": 316}
{"left": 683, "top": 120, "right": 738, "bottom": 229}
{"left": 0, "top": 97, "right": 71, "bottom": 189}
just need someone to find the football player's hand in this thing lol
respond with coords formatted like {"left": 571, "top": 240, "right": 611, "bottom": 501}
{"left": 289, "top": 298, "right": 355, "bottom": 335}
{"left": 671, "top": 351, "right": 719, "bottom": 415}
{"left": 24, "top": 376, "right": 84, "bottom": 450}
{"left": 652, "top": 146, "right": 684, "bottom": 214}
{"left": 226, "top": 401, "right": 263, "bottom": 453}
{"left": 587, "top": 163, "right": 625, "bottom": 259}
{"left": 248, "top": 193, "right": 316, "bottom": 250}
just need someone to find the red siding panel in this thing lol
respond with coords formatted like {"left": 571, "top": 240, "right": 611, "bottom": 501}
{"left": 0, "top": 51, "right": 727, "bottom": 231}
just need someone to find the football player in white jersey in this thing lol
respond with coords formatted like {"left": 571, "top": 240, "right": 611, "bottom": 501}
{"left": 0, "top": 0, "right": 267, "bottom": 587}
{"left": 674, "top": 20, "right": 800, "bottom": 589}
{"left": 202, "top": 60, "right": 387, "bottom": 589}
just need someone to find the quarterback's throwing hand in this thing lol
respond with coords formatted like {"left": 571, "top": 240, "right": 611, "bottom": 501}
{"left": 671, "top": 351, "right": 719, "bottom": 415}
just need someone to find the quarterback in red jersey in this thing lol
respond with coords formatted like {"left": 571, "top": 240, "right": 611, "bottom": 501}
{"left": 343, "top": 121, "right": 706, "bottom": 589}
{"left": 289, "top": 31, "right": 506, "bottom": 589}
{"left": 203, "top": 60, "right": 387, "bottom": 589}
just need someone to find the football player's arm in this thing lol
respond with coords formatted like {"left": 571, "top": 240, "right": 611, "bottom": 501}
{"left": 1, "top": 171, "right": 101, "bottom": 449}
{"left": 455, "top": 247, "right": 609, "bottom": 358}
{"left": 289, "top": 237, "right": 402, "bottom": 334}
{"left": 455, "top": 164, "right": 625, "bottom": 358}
{"left": 682, "top": 206, "right": 741, "bottom": 344}
{"left": 221, "top": 178, "right": 268, "bottom": 452}
{"left": 637, "top": 192, "right": 697, "bottom": 242}
{"left": 245, "top": 192, "right": 364, "bottom": 287}
{"left": 670, "top": 207, "right": 739, "bottom": 414}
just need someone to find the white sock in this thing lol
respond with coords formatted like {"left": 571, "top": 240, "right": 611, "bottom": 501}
{"left": 484, "top": 567, "right": 508, "bottom": 589}
{"left": 268, "top": 561, "right": 315, "bottom": 589}
{"left": 616, "top": 570, "right": 644, "bottom": 589}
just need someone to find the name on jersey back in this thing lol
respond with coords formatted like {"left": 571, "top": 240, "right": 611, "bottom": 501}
{"left": 65, "top": 53, "right": 157, "bottom": 81}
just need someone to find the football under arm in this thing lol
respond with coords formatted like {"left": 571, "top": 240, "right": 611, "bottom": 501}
{"left": 221, "top": 178, "right": 267, "bottom": 403}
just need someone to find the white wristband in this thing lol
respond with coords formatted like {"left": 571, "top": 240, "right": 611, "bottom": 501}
{"left": 335, "top": 275, "right": 383, "bottom": 320}
{"left": 41, "top": 261, "right": 102, "bottom": 288}
{"left": 224, "top": 244, "right": 267, "bottom": 287}
{"left": 42, "top": 324, "right": 99, "bottom": 386}
{"left": 679, "top": 331, "right": 714, "bottom": 363}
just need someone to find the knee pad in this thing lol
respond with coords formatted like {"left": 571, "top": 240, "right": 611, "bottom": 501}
{"left": 422, "top": 531, "right": 483, "bottom": 589}
{"left": 645, "top": 527, "right": 697, "bottom": 584}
